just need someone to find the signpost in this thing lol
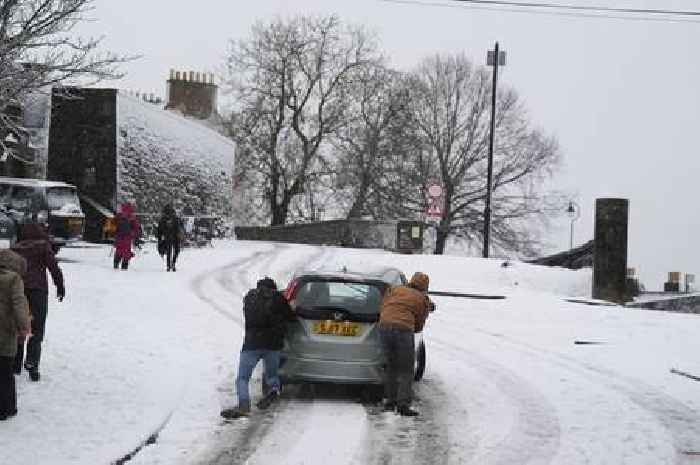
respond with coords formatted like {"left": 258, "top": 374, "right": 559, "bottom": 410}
{"left": 426, "top": 182, "right": 444, "bottom": 222}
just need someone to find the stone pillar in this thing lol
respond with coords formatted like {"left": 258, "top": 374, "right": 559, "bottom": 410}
{"left": 593, "top": 198, "right": 629, "bottom": 304}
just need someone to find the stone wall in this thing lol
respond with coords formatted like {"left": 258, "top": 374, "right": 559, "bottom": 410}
{"left": 529, "top": 240, "right": 594, "bottom": 269}
{"left": 627, "top": 295, "right": 700, "bottom": 315}
{"left": 235, "top": 220, "right": 400, "bottom": 250}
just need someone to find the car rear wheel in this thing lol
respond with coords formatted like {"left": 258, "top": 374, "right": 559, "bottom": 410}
{"left": 414, "top": 341, "right": 426, "bottom": 381}
{"left": 360, "top": 384, "right": 384, "bottom": 404}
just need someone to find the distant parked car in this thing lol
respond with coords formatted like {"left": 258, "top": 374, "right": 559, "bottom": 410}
{"left": 279, "top": 267, "right": 427, "bottom": 393}
{"left": 0, "top": 206, "right": 18, "bottom": 248}
{"left": 0, "top": 177, "right": 85, "bottom": 251}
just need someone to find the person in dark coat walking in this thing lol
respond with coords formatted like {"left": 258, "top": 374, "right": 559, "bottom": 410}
{"left": 0, "top": 249, "right": 30, "bottom": 420}
{"left": 378, "top": 272, "right": 433, "bottom": 416}
{"left": 221, "top": 277, "right": 294, "bottom": 419}
{"left": 156, "top": 205, "right": 183, "bottom": 272}
{"left": 113, "top": 202, "right": 141, "bottom": 270}
{"left": 11, "top": 223, "right": 64, "bottom": 382}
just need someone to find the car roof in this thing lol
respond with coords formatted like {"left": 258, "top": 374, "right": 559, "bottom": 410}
{"left": 293, "top": 266, "right": 405, "bottom": 285}
{"left": 0, "top": 177, "right": 76, "bottom": 189}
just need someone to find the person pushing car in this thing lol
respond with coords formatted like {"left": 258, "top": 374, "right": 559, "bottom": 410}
{"left": 378, "top": 272, "right": 434, "bottom": 416}
{"left": 221, "top": 277, "right": 294, "bottom": 419}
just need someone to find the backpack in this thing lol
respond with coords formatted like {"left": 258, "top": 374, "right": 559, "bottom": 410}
{"left": 243, "top": 289, "right": 274, "bottom": 328}
{"left": 116, "top": 216, "right": 131, "bottom": 236}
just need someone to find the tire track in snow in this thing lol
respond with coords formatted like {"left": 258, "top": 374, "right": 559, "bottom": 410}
{"left": 190, "top": 245, "right": 287, "bottom": 465}
{"left": 359, "top": 374, "right": 456, "bottom": 465}
{"left": 430, "top": 337, "right": 562, "bottom": 465}
{"left": 471, "top": 329, "right": 700, "bottom": 465}
{"left": 191, "top": 244, "right": 332, "bottom": 465}
{"left": 190, "top": 248, "right": 275, "bottom": 323}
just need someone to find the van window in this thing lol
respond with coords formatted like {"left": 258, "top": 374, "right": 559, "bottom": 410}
{"left": 47, "top": 187, "right": 80, "bottom": 211}
{"left": 10, "top": 186, "right": 40, "bottom": 211}
{"left": 0, "top": 184, "right": 11, "bottom": 202}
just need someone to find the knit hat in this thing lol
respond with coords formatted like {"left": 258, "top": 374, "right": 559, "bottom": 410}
{"left": 409, "top": 272, "right": 429, "bottom": 292}
{"left": 19, "top": 223, "right": 48, "bottom": 241}
{"left": 0, "top": 249, "right": 27, "bottom": 275}
{"left": 257, "top": 277, "right": 277, "bottom": 290}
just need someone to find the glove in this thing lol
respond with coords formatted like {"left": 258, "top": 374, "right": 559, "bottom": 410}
{"left": 57, "top": 284, "right": 65, "bottom": 302}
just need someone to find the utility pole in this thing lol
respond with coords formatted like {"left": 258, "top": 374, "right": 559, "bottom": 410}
{"left": 483, "top": 42, "right": 506, "bottom": 258}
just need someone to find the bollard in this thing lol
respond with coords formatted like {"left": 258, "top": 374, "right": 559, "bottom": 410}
{"left": 592, "top": 198, "right": 629, "bottom": 304}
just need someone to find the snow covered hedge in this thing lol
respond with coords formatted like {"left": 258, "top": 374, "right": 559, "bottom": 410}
{"left": 116, "top": 93, "right": 235, "bottom": 218}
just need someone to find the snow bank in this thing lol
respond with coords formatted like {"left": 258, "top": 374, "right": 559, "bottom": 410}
{"left": 317, "top": 247, "right": 592, "bottom": 298}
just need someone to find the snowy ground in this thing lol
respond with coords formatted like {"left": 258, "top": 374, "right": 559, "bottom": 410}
{"left": 1, "top": 240, "right": 699, "bottom": 465}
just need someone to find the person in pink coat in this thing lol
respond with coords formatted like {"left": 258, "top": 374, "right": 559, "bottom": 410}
{"left": 113, "top": 203, "right": 141, "bottom": 270}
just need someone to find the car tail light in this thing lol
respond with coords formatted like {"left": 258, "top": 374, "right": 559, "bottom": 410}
{"left": 37, "top": 210, "right": 48, "bottom": 225}
{"left": 284, "top": 278, "right": 301, "bottom": 301}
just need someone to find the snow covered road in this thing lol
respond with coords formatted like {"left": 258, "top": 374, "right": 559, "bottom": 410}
{"left": 1, "top": 240, "right": 699, "bottom": 465}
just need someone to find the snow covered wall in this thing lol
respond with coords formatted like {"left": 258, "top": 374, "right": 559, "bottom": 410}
{"left": 116, "top": 92, "right": 235, "bottom": 217}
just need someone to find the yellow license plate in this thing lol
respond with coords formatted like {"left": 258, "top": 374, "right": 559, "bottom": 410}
{"left": 68, "top": 219, "right": 82, "bottom": 227}
{"left": 312, "top": 321, "right": 360, "bottom": 337}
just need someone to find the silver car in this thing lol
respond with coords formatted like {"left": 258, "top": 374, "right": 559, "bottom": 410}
{"left": 279, "top": 267, "right": 427, "bottom": 389}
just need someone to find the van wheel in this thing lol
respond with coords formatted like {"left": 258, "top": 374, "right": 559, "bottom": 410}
{"left": 414, "top": 341, "right": 426, "bottom": 381}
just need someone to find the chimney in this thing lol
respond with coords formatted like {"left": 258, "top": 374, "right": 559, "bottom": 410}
{"left": 166, "top": 69, "right": 218, "bottom": 119}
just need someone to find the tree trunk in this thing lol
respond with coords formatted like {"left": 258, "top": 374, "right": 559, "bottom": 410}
{"left": 435, "top": 223, "right": 448, "bottom": 255}
{"left": 434, "top": 185, "right": 452, "bottom": 255}
{"left": 270, "top": 189, "right": 295, "bottom": 226}
{"left": 270, "top": 206, "right": 287, "bottom": 226}
{"left": 346, "top": 185, "right": 368, "bottom": 219}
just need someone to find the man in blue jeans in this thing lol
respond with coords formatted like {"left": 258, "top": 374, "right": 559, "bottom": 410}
{"left": 221, "top": 277, "right": 293, "bottom": 419}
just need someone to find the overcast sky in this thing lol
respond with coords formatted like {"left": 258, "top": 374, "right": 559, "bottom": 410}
{"left": 76, "top": 0, "right": 700, "bottom": 289}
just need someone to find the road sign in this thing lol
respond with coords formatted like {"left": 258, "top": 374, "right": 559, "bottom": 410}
{"left": 426, "top": 197, "right": 443, "bottom": 221}
{"left": 427, "top": 184, "right": 443, "bottom": 198}
{"left": 487, "top": 50, "right": 506, "bottom": 66}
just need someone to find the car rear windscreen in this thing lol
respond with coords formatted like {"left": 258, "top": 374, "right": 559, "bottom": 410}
{"left": 295, "top": 280, "right": 384, "bottom": 315}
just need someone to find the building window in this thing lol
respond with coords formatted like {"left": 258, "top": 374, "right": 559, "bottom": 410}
{"left": 84, "top": 166, "right": 96, "bottom": 188}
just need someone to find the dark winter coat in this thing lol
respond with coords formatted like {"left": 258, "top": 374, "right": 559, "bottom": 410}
{"left": 0, "top": 249, "right": 30, "bottom": 357}
{"left": 11, "top": 224, "right": 64, "bottom": 294}
{"left": 157, "top": 213, "right": 183, "bottom": 245}
{"left": 242, "top": 287, "right": 294, "bottom": 351}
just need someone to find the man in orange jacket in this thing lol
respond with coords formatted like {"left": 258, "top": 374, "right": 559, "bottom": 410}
{"left": 378, "top": 272, "right": 433, "bottom": 416}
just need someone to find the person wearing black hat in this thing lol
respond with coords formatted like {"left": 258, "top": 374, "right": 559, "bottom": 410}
{"left": 156, "top": 205, "right": 183, "bottom": 272}
{"left": 221, "top": 277, "right": 294, "bottom": 419}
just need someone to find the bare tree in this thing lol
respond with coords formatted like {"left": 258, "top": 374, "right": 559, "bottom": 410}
{"left": 330, "top": 65, "right": 412, "bottom": 219}
{"left": 225, "top": 15, "right": 380, "bottom": 226}
{"left": 0, "top": 0, "right": 129, "bottom": 158}
{"left": 406, "top": 54, "right": 560, "bottom": 255}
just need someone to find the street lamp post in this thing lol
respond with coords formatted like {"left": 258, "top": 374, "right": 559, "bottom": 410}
{"left": 483, "top": 41, "right": 506, "bottom": 258}
{"left": 567, "top": 201, "right": 580, "bottom": 249}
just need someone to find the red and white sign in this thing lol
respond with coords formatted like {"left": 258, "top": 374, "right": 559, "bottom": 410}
{"left": 426, "top": 182, "right": 444, "bottom": 221}
{"left": 427, "top": 200, "right": 443, "bottom": 218}
{"left": 427, "top": 184, "right": 443, "bottom": 198}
